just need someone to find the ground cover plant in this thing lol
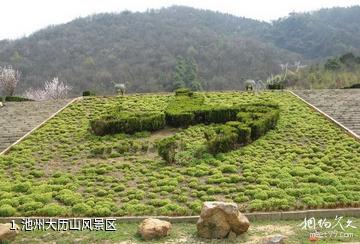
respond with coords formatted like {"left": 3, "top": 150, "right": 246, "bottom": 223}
{"left": 0, "top": 91, "right": 360, "bottom": 217}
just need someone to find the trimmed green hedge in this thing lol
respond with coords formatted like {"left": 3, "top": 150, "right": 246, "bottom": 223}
{"left": 166, "top": 94, "right": 279, "bottom": 129}
{"left": 82, "top": 91, "right": 96, "bottom": 96}
{"left": 90, "top": 112, "right": 166, "bottom": 135}
{"left": 4, "top": 96, "right": 33, "bottom": 102}
{"left": 344, "top": 83, "right": 360, "bottom": 89}
{"left": 90, "top": 92, "right": 280, "bottom": 144}
{"left": 268, "top": 83, "right": 285, "bottom": 90}
{"left": 175, "top": 88, "right": 193, "bottom": 96}
{"left": 157, "top": 95, "right": 280, "bottom": 159}
{"left": 165, "top": 93, "right": 204, "bottom": 127}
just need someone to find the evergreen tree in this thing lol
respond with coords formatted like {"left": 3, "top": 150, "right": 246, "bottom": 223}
{"left": 173, "top": 56, "right": 186, "bottom": 90}
{"left": 172, "top": 56, "right": 202, "bottom": 91}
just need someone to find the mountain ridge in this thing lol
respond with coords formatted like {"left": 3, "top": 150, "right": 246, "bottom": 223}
{"left": 0, "top": 5, "right": 359, "bottom": 94}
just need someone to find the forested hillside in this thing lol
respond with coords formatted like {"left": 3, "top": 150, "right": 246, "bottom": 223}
{"left": 0, "top": 6, "right": 359, "bottom": 95}
{"left": 270, "top": 7, "right": 360, "bottom": 58}
{"left": 286, "top": 53, "right": 360, "bottom": 89}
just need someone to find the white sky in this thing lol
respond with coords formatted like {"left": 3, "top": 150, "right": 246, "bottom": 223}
{"left": 1, "top": 0, "right": 359, "bottom": 40}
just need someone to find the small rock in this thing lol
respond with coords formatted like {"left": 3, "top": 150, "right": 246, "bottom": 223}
{"left": 138, "top": 218, "right": 172, "bottom": 240}
{"left": 197, "top": 201, "right": 250, "bottom": 239}
{"left": 0, "top": 223, "right": 19, "bottom": 242}
{"left": 262, "top": 234, "right": 287, "bottom": 244}
{"left": 228, "top": 231, "right": 237, "bottom": 240}
{"left": 0, "top": 102, "right": 3, "bottom": 107}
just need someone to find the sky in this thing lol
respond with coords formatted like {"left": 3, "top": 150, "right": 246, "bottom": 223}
{"left": 1, "top": 0, "right": 359, "bottom": 40}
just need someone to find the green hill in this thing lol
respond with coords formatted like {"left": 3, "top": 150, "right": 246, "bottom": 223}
{"left": 1, "top": 6, "right": 360, "bottom": 94}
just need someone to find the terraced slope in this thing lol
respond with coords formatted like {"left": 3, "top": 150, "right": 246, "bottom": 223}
{"left": 0, "top": 92, "right": 359, "bottom": 217}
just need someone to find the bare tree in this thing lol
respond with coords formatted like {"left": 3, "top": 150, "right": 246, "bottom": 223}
{"left": 279, "top": 63, "right": 289, "bottom": 79}
{"left": 44, "top": 77, "right": 71, "bottom": 99}
{"left": 24, "top": 88, "right": 47, "bottom": 101}
{"left": 0, "top": 66, "right": 21, "bottom": 102}
{"left": 24, "top": 77, "right": 71, "bottom": 101}
{"left": 293, "top": 61, "right": 307, "bottom": 72}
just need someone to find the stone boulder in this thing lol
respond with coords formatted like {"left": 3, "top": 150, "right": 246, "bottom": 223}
{"left": 0, "top": 223, "right": 19, "bottom": 242}
{"left": 138, "top": 218, "right": 172, "bottom": 240}
{"left": 197, "top": 201, "right": 250, "bottom": 239}
{"left": 0, "top": 101, "right": 3, "bottom": 107}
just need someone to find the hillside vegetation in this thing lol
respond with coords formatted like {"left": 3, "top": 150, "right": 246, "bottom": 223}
{"left": 285, "top": 53, "right": 360, "bottom": 89}
{"left": 1, "top": 6, "right": 360, "bottom": 94}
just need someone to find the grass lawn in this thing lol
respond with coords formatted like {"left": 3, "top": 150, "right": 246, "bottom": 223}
{"left": 9, "top": 218, "right": 360, "bottom": 243}
{"left": 0, "top": 91, "right": 359, "bottom": 217}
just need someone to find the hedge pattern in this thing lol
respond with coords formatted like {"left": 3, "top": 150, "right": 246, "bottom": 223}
{"left": 91, "top": 91, "right": 280, "bottom": 160}
{"left": 157, "top": 93, "right": 280, "bottom": 160}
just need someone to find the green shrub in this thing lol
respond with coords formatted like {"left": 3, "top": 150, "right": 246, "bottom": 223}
{"left": 33, "top": 192, "right": 52, "bottom": 203}
{"left": 268, "top": 82, "right": 285, "bottom": 90}
{"left": 254, "top": 191, "right": 269, "bottom": 200}
{"left": 96, "top": 189, "right": 108, "bottom": 197}
{"left": 0, "top": 204, "right": 16, "bottom": 216}
{"left": 37, "top": 203, "right": 67, "bottom": 216}
{"left": 56, "top": 189, "right": 82, "bottom": 206}
{"left": 82, "top": 91, "right": 96, "bottom": 96}
{"left": 165, "top": 111, "right": 195, "bottom": 127}
{"left": 72, "top": 203, "right": 92, "bottom": 216}
{"left": 165, "top": 93, "right": 203, "bottom": 126}
{"left": 12, "top": 182, "right": 31, "bottom": 193}
{"left": 250, "top": 119, "right": 267, "bottom": 140}
{"left": 188, "top": 200, "right": 202, "bottom": 214}
{"left": 236, "top": 112, "right": 252, "bottom": 124}
{"left": 207, "top": 126, "right": 238, "bottom": 154}
{"left": 195, "top": 107, "right": 239, "bottom": 124}
{"left": 157, "top": 136, "right": 178, "bottom": 164}
{"left": 237, "top": 125, "right": 252, "bottom": 144}
{"left": 91, "top": 206, "right": 111, "bottom": 217}
{"left": 5, "top": 96, "right": 33, "bottom": 102}
{"left": 148, "top": 199, "right": 170, "bottom": 207}
{"left": 113, "top": 184, "right": 126, "bottom": 192}
{"left": 51, "top": 175, "right": 72, "bottom": 185}
{"left": 30, "top": 170, "right": 44, "bottom": 178}
{"left": 220, "top": 164, "right": 238, "bottom": 173}
{"left": 114, "top": 142, "right": 130, "bottom": 154}
{"left": 19, "top": 201, "right": 44, "bottom": 212}
{"left": 175, "top": 88, "right": 193, "bottom": 96}
{"left": 249, "top": 199, "right": 264, "bottom": 211}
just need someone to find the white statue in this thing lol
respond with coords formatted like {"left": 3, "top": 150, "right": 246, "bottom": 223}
{"left": 111, "top": 81, "right": 126, "bottom": 96}
{"left": 244, "top": 80, "right": 256, "bottom": 91}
